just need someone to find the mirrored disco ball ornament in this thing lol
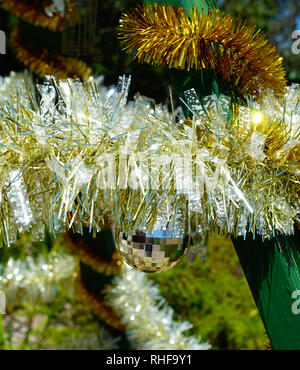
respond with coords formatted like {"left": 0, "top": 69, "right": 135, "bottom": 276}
{"left": 117, "top": 230, "right": 191, "bottom": 274}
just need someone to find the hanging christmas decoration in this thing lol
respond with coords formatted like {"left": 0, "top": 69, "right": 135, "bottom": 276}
{"left": 117, "top": 201, "right": 190, "bottom": 273}
{"left": 0, "top": 72, "right": 298, "bottom": 257}
{"left": 118, "top": 231, "right": 190, "bottom": 273}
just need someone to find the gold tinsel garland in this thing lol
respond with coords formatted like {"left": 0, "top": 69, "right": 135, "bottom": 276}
{"left": 119, "top": 3, "right": 286, "bottom": 98}
{"left": 1, "top": 0, "right": 77, "bottom": 32}
{"left": 63, "top": 232, "right": 123, "bottom": 276}
{"left": 77, "top": 279, "right": 126, "bottom": 331}
{"left": 10, "top": 27, "right": 92, "bottom": 81}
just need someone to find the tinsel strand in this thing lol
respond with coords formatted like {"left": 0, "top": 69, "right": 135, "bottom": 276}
{"left": 119, "top": 3, "right": 286, "bottom": 98}
{"left": 1, "top": 0, "right": 78, "bottom": 32}
{"left": 63, "top": 232, "right": 123, "bottom": 276}
{"left": 0, "top": 73, "right": 298, "bottom": 246}
{"left": 10, "top": 27, "right": 92, "bottom": 81}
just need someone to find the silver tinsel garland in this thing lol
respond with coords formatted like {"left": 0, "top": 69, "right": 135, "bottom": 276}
{"left": 106, "top": 265, "right": 210, "bottom": 350}
{"left": 0, "top": 252, "right": 76, "bottom": 309}
{"left": 0, "top": 72, "right": 298, "bottom": 247}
